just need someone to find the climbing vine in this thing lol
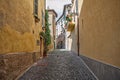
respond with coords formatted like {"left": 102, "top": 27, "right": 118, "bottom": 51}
{"left": 45, "top": 10, "right": 51, "bottom": 46}
{"left": 39, "top": 10, "right": 51, "bottom": 54}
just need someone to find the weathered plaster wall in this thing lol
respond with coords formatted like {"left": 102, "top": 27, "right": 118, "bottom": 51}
{"left": 0, "top": 26, "right": 35, "bottom": 54}
{"left": 79, "top": 0, "right": 120, "bottom": 67}
{"left": 0, "top": 0, "right": 35, "bottom": 54}
{"left": 0, "top": 0, "right": 45, "bottom": 54}
{"left": 34, "top": 0, "right": 45, "bottom": 52}
{"left": 71, "top": 18, "right": 78, "bottom": 54}
{"left": 0, "top": 0, "right": 46, "bottom": 79}
{"left": 0, "top": 0, "right": 34, "bottom": 33}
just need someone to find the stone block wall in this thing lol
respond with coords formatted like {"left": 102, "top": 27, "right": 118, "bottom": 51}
{"left": 0, "top": 52, "right": 41, "bottom": 80}
{"left": 80, "top": 55, "right": 120, "bottom": 80}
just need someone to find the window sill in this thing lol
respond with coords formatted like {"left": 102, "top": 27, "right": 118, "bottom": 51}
{"left": 42, "top": 26, "right": 46, "bottom": 30}
{"left": 34, "top": 14, "right": 40, "bottom": 23}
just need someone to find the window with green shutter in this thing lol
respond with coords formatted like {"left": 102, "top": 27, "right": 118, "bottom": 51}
{"left": 34, "top": 0, "right": 38, "bottom": 16}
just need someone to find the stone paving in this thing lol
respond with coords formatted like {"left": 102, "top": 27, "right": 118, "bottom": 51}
{"left": 18, "top": 50, "right": 98, "bottom": 80}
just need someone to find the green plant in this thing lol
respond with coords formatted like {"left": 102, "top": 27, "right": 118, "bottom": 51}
{"left": 39, "top": 32, "right": 46, "bottom": 39}
{"left": 66, "top": 14, "right": 72, "bottom": 22}
{"left": 39, "top": 10, "right": 51, "bottom": 55}
{"left": 45, "top": 10, "right": 51, "bottom": 46}
{"left": 39, "top": 10, "right": 51, "bottom": 54}
{"left": 40, "top": 10, "right": 51, "bottom": 46}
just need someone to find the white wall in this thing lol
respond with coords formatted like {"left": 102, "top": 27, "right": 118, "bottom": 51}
{"left": 49, "top": 14, "right": 53, "bottom": 37}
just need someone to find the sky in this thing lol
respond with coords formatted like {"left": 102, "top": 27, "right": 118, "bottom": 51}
{"left": 46, "top": 0, "right": 71, "bottom": 20}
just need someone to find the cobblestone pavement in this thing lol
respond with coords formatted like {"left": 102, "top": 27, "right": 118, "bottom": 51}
{"left": 18, "top": 50, "right": 98, "bottom": 80}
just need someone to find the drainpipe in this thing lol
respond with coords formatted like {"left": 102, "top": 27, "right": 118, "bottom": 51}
{"left": 77, "top": 17, "right": 80, "bottom": 56}
{"left": 76, "top": 0, "right": 80, "bottom": 56}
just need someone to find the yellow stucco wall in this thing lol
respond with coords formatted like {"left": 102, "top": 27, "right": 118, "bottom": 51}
{"left": 79, "top": 0, "right": 120, "bottom": 67}
{"left": 0, "top": 25, "right": 35, "bottom": 54}
{"left": 0, "top": 0, "right": 45, "bottom": 54}
{"left": 33, "top": 0, "right": 45, "bottom": 52}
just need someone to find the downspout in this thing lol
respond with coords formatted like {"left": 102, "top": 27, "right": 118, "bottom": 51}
{"left": 76, "top": 0, "right": 80, "bottom": 56}
{"left": 77, "top": 17, "right": 80, "bottom": 56}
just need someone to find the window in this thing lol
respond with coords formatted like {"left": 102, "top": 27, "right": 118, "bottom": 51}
{"left": 34, "top": 0, "right": 38, "bottom": 16}
{"left": 76, "top": 0, "right": 78, "bottom": 15}
{"left": 32, "top": 30, "right": 34, "bottom": 34}
{"left": 36, "top": 40, "right": 40, "bottom": 46}
{"left": 42, "top": 10, "right": 45, "bottom": 27}
{"left": 34, "top": 0, "right": 40, "bottom": 22}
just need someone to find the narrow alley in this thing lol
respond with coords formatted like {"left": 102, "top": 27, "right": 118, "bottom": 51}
{"left": 18, "top": 50, "right": 97, "bottom": 80}
{"left": 0, "top": 0, "right": 120, "bottom": 80}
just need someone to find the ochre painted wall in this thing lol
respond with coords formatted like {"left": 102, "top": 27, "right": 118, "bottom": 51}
{"left": 0, "top": 26, "right": 35, "bottom": 54}
{"left": 33, "top": 0, "right": 45, "bottom": 53}
{"left": 79, "top": 0, "right": 120, "bottom": 67}
{"left": 0, "top": 0, "right": 45, "bottom": 54}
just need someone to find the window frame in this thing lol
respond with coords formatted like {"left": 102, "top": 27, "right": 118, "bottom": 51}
{"left": 34, "top": 0, "right": 38, "bottom": 16}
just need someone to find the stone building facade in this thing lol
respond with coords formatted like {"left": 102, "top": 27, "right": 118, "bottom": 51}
{"left": 0, "top": 0, "right": 46, "bottom": 79}
{"left": 56, "top": 33, "right": 65, "bottom": 49}
{"left": 48, "top": 9, "right": 57, "bottom": 50}
{"left": 56, "top": 4, "right": 73, "bottom": 50}
{"left": 68, "top": 0, "right": 79, "bottom": 53}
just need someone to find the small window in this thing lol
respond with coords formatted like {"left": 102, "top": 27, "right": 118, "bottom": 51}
{"left": 34, "top": 0, "right": 40, "bottom": 22}
{"left": 34, "top": 0, "right": 38, "bottom": 16}
{"left": 36, "top": 40, "right": 40, "bottom": 46}
{"left": 76, "top": 0, "right": 78, "bottom": 15}
{"left": 42, "top": 10, "right": 45, "bottom": 27}
{"left": 32, "top": 30, "right": 34, "bottom": 34}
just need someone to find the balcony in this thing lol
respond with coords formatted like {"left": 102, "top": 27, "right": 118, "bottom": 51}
{"left": 67, "top": 22, "right": 75, "bottom": 32}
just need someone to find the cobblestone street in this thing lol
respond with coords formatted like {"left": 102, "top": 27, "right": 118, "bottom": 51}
{"left": 18, "top": 50, "right": 98, "bottom": 80}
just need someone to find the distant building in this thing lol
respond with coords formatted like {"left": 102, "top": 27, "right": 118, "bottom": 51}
{"left": 47, "top": 9, "right": 57, "bottom": 50}
{"left": 56, "top": 4, "right": 72, "bottom": 49}
{"left": 56, "top": 33, "right": 65, "bottom": 49}
{"left": 66, "top": 0, "right": 78, "bottom": 53}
